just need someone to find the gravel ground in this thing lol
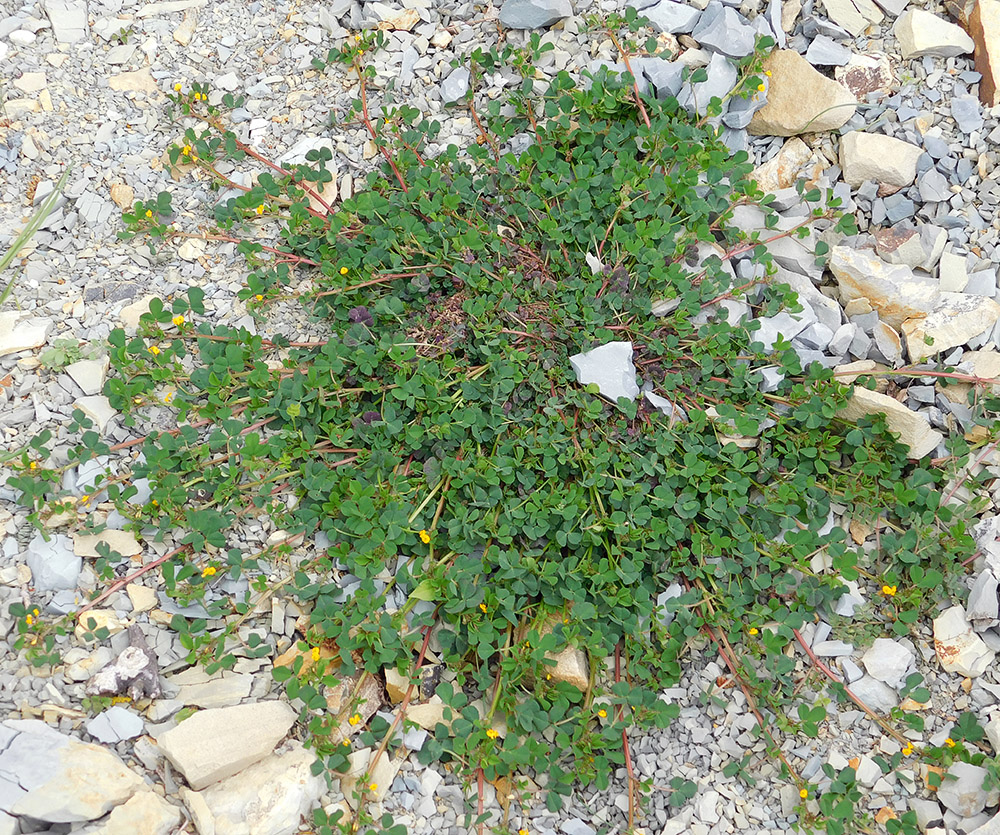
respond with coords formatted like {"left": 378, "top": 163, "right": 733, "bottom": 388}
{"left": 5, "top": 0, "right": 1000, "bottom": 833}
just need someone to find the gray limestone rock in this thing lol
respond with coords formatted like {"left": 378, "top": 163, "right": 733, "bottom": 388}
{"left": 498, "top": 0, "right": 573, "bottom": 28}
{"left": 805, "top": 34, "right": 852, "bottom": 65}
{"left": 440, "top": 67, "right": 471, "bottom": 104}
{"left": 691, "top": 3, "right": 757, "bottom": 56}
{"left": 86, "top": 706, "right": 144, "bottom": 744}
{"left": 25, "top": 533, "right": 81, "bottom": 592}
{"left": 42, "top": 0, "right": 88, "bottom": 43}
{"left": 848, "top": 675, "right": 898, "bottom": 713}
{"left": 860, "top": 638, "right": 914, "bottom": 688}
{"left": 968, "top": 571, "right": 1000, "bottom": 631}
{"left": 938, "top": 762, "right": 992, "bottom": 818}
{"left": 643, "top": 0, "right": 702, "bottom": 33}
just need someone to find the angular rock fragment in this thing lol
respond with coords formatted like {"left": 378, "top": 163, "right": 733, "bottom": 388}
{"left": 934, "top": 605, "right": 995, "bottom": 678}
{"left": 894, "top": 9, "right": 975, "bottom": 58}
{"left": 901, "top": 293, "right": 1000, "bottom": 362}
{"left": 85, "top": 626, "right": 161, "bottom": 700}
{"left": 569, "top": 341, "right": 640, "bottom": 404}
{"left": 829, "top": 247, "right": 939, "bottom": 329}
{"left": 937, "top": 762, "right": 994, "bottom": 818}
{"left": 498, "top": 0, "right": 572, "bottom": 28}
{"left": 159, "top": 701, "right": 297, "bottom": 790}
{"left": 970, "top": 0, "right": 1000, "bottom": 107}
{"left": 840, "top": 131, "right": 923, "bottom": 187}
{"left": 968, "top": 570, "right": 1000, "bottom": 632}
{"left": 837, "top": 386, "right": 943, "bottom": 459}
{"left": 749, "top": 50, "right": 856, "bottom": 135}
{"left": 861, "top": 638, "right": 914, "bottom": 688}
{"left": 820, "top": 0, "right": 883, "bottom": 36}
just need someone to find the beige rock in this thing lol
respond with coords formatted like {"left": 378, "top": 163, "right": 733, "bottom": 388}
{"left": 109, "top": 183, "right": 135, "bottom": 210}
{"left": 750, "top": 137, "right": 826, "bottom": 192}
{"left": 75, "top": 610, "right": 127, "bottom": 641}
{"left": 119, "top": 295, "right": 157, "bottom": 330}
{"left": 820, "top": 0, "right": 882, "bottom": 36}
{"left": 970, "top": 0, "right": 1000, "bottom": 107}
{"left": 940, "top": 251, "right": 969, "bottom": 292}
{"left": 65, "top": 357, "right": 110, "bottom": 396}
{"left": 380, "top": 8, "right": 420, "bottom": 30}
{"left": 88, "top": 791, "right": 181, "bottom": 835}
{"left": 749, "top": 50, "right": 857, "bottom": 136}
{"left": 894, "top": 9, "right": 975, "bottom": 59}
{"left": 840, "top": 131, "right": 923, "bottom": 187}
{"left": 406, "top": 696, "right": 450, "bottom": 731}
{"left": 829, "top": 247, "right": 939, "bottom": 329}
{"left": 108, "top": 68, "right": 160, "bottom": 95}
{"left": 934, "top": 605, "right": 995, "bottom": 677}
{"left": 74, "top": 529, "right": 142, "bottom": 558}
{"left": 158, "top": 701, "right": 296, "bottom": 790}
{"left": 873, "top": 321, "right": 903, "bottom": 366}
{"left": 964, "top": 349, "right": 1000, "bottom": 393}
{"left": 3, "top": 98, "right": 41, "bottom": 117}
{"left": 6, "top": 720, "right": 145, "bottom": 822}
{"left": 837, "top": 386, "right": 943, "bottom": 459}
{"left": 902, "top": 294, "right": 1000, "bottom": 362}
{"left": 173, "top": 9, "right": 197, "bottom": 45}
{"left": 782, "top": 0, "right": 802, "bottom": 30}
{"left": 834, "top": 359, "right": 876, "bottom": 384}
{"left": 843, "top": 298, "right": 873, "bottom": 316}
{"left": 14, "top": 72, "right": 47, "bottom": 94}
{"left": 181, "top": 741, "right": 323, "bottom": 835}
{"left": 171, "top": 671, "right": 253, "bottom": 709}
{"left": 431, "top": 29, "right": 453, "bottom": 48}
{"left": 340, "top": 747, "right": 402, "bottom": 808}
{"left": 0, "top": 312, "right": 52, "bottom": 357}
{"left": 546, "top": 645, "right": 589, "bottom": 690}
{"left": 177, "top": 238, "right": 205, "bottom": 261}
{"left": 126, "top": 583, "right": 157, "bottom": 613}
{"left": 384, "top": 667, "right": 408, "bottom": 704}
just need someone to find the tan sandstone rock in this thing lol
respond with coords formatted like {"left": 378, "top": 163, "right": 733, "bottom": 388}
{"left": 749, "top": 50, "right": 856, "bottom": 136}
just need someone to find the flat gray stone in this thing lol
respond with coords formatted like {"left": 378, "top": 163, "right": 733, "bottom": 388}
{"left": 25, "top": 532, "right": 81, "bottom": 592}
{"left": 848, "top": 675, "right": 898, "bottom": 713}
{"left": 43, "top": 0, "right": 88, "bottom": 43}
{"left": 691, "top": 3, "right": 756, "bottom": 57}
{"left": 498, "top": 0, "right": 572, "bottom": 28}
{"left": 968, "top": 570, "right": 1000, "bottom": 630}
{"left": 861, "top": 638, "right": 914, "bottom": 688}
{"left": 86, "top": 707, "right": 144, "bottom": 744}
{"left": 440, "top": 67, "right": 470, "bottom": 103}
{"left": 805, "top": 34, "right": 852, "bottom": 65}
{"left": 643, "top": 0, "right": 702, "bottom": 33}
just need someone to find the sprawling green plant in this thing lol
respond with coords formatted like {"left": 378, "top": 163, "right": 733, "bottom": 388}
{"left": 7, "top": 15, "right": 991, "bottom": 835}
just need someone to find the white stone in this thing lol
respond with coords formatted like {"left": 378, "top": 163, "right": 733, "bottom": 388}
{"left": 829, "top": 247, "right": 939, "bottom": 329}
{"left": 65, "top": 357, "right": 110, "bottom": 396}
{"left": 837, "top": 386, "right": 943, "bottom": 459}
{"left": 938, "top": 762, "right": 992, "bottom": 817}
{"left": 940, "top": 250, "right": 969, "bottom": 292}
{"left": 13, "top": 72, "right": 46, "bottom": 94}
{"left": 158, "top": 701, "right": 296, "bottom": 790}
{"left": 0, "top": 719, "right": 144, "bottom": 822}
{"left": 73, "top": 395, "right": 118, "bottom": 434}
{"left": 43, "top": 0, "right": 88, "bottom": 43}
{"left": 86, "top": 791, "right": 181, "bottom": 835}
{"left": 180, "top": 741, "right": 323, "bottom": 835}
{"left": 86, "top": 706, "right": 144, "bottom": 744}
{"left": 0, "top": 312, "right": 52, "bottom": 357}
{"left": 569, "top": 341, "right": 640, "bottom": 404}
{"left": 855, "top": 754, "right": 882, "bottom": 787}
{"left": 894, "top": 9, "right": 975, "bottom": 59}
{"left": 177, "top": 238, "right": 205, "bottom": 261}
{"left": 848, "top": 675, "right": 898, "bottom": 713}
{"left": 934, "top": 605, "right": 995, "bottom": 677}
{"left": 861, "top": 638, "right": 914, "bottom": 689}
{"left": 820, "top": 0, "right": 883, "bottom": 36}
{"left": 119, "top": 295, "right": 156, "bottom": 330}
{"left": 171, "top": 671, "right": 253, "bottom": 709}
{"left": 340, "top": 748, "right": 402, "bottom": 808}
{"left": 840, "top": 131, "right": 923, "bottom": 187}
{"left": 902, "top": 294, "right": 1000, "bottom": 362}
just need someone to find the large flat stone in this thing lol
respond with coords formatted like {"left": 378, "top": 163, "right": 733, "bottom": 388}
{"left": 0, "top": 720, "right": 144, "bottom": 822}
{"left": 749, "top": 50, "right": 856, "bottom": 135}
{"left": 894, "top": 9, "right": 975, "bottom": 58}
{"left": 820, "top": 0, "right": 883, "bottom": 36}
{"left": 902, "top": 294, "right": 1000, "bottom": 362}
{"left": 829, "top": 247, "right": 939, "bottom": 329}
{"left": 934, "top": 605, "right": 995, "bottom": 677}
{"left": 158, "top": 701, "right": 296, "bottom": 790}
{"left": 840, "top": 131, "right": 923, "bottom": 187}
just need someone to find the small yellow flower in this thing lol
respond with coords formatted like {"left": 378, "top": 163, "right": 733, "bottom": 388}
{"left": 486, "top": 728, "right": 499, "bottom": 740}
{"left": 148, "top": 345, "right": 160, "bottom": 355}
{"left": 342, "top": 739, "right": 350, "bottom": 747}
{"left": 25, "top": 615, "right": 33, "bottom": 626}
{"left": 29, "top": 461, "right": 37, "bottom": 470}
{"left": 174, "top": 82, "right": 182, "bottom": 92}
{"left": 163, "top": 391, "right": 174, "bottom": 405}
{"left": 255, "top": 294, "right": 263, "bottom": 301}
{"left": 799, "top": 788, "right": 808, "bottom": 799}
{"left": 255, "top": 204, "right": 265, "bottom": 216}
{"left": 563, "top": 617, "right": 569, "bottom": 624}
{"left": 172, "top": 314, "right": 185, "bottom": 326}
{"left": 419, "top": 529, "right": 431, "bottom": 544}
{"left": 597, "top": 708, "right": 607, "bottom": 718}
{"left": 946, "top": 738, "right": 956, "bottom": 748}
{"left": 748, "top": 627, "right": 759, "bottom": 635}
{"left": 80, "top": 494, "right": 90, "bottom": 505}
{"left": 311, "top": 646, "right": 321, "bottom": 662}
{"left": 546, "top": 673, "right": 551, "bottom": 680}
{"left": 519, "top": 830, "right": 529, "bottom": 835}
{"left": 145, "top": 209, "right": 153, "bottom": 218}
{"left": 201, "top": 566, "right": 217, "bottom": 577}
{"left": 32, "top": 608, "right": 39, "bottom": 616}
{"left": 151, "top": 499, "right": 159, "bottom": 506}
{"left": 757, "top": 83, "right": 766, "bottom": 92}
{"left": 765, "top": 70, "right": 772, "bottom": 77}
{"left": 881, "top": 584, "right": 897, "bottom": 597}
{"left": 479, "top": 603, "right": 487, "bottom": 613}
{"left": 111, "top": 695, "right": 131, "bottom": 704}
{"left": 340, "top": 266, "right": 349, "bottom": 275}
{"left": 349, "top": 713, "right": 361, "bottom": 726}
{"left": 368, "top": 783, "right": 377, "bottom": 792}
{"left": 190, "top": 153, "right": 199, "bottom": 162}
{"left": 182, "top": 144, "right": 192, "bottom": 156}
{"left": 902, "top": 743, "right": 913, "bottom": 756}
